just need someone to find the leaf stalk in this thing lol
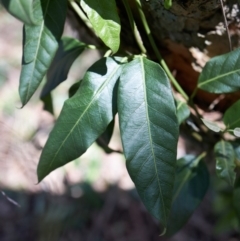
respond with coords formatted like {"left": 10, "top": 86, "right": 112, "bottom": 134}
{"left": 134, "top": 0, "right": 189, "bottom": 101}
{"left": 68, "top": 0, "right": 94, "bottom": 32}
{"left": 122, "top": 0, "right": 147, "bottom": 54}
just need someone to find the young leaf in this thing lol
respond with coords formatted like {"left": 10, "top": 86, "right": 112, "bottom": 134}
{"left": 37, "top": 57, "right": 125, "bottom": 182}
{"left": 80, "top": 0, "right": 120, "bottom": 53}
{"left": 41, "top": 37, "right": 86, "bottom": 98}
{"left": 176, "top": 100, "right": 190, "bottom": 124}
{"left": 164, "top": 0, "right": 172, "bottom": 9}
{"left": 214, "top": 141, "right": 236, "bottom": 187}
{"left": 201, "top": 118, "right": 221, "bottom": 132}
{"left": 223, "top": 100, "right": 240, "bottom": 130}
{"left": 1, "top": 0, "right": 35, "bottom": 25}
{"left": 19, "top": 0, "right": 67, "bottom": 106}
{"left": 118, "top": 56, "right": 179, "bottom": 228}
{"left": 198, "top": 48, "right": 240, "bottom": 93}
{"left": 166, "top": 154, "right": 209, "bottom": 236}
{"left": 234, "top": 128, "right": 240, "bottom": 137}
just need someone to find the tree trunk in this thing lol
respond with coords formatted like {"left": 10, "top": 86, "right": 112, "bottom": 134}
{"left": 139, "top": 0, "right": 240, "bottom": 111}
{"left": 69, "top": 0, "right": 240, "bottom": 111}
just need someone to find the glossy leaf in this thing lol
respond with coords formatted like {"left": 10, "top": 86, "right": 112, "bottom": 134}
{"left": 68, "top": 81, "right": 81, "bottom": 98}
{"left": 118, "top": 56, "right": 179, "bottom": 227}
{"left": 41, "top": 93, "right": 54, "bottom": 115}
{"left": 176, "top": 100, "right": 190, "bottom": 124}
{"left": 69, "top": 82, "right": 119, "bottom": 154}
{"left": 198, "top": 48, "right": 240, "bottom": 93}
{"left": 80, "top": 0, "right": 120, "bottom": 53}
{"left": 202, "top": 118, "right": 221, "bottom": 132}
{"left": 223, "top": 100, "right": 240, "bottom": 130}
{"left": 1, "top": 0, "right": 35, "bottom": 25}
{"left": 96, "top": 119, "right": 117, "bottom": 153}
{"left": 96, "top": 79, "right": 119, "bottom": 153}
{"left": 166, "top": 155, "right": 209, "bottom": 236}
{"left": 19, "top": 0, "right": 67, "bottom": 106}
{"left": 214, "top": 141, "right": 236, "bottom": 186}
{"left": 37, "top": 57, "right": 124, "bottom": 182}
{"left": 41, "top": 37, "right": 86, "bottom": 97}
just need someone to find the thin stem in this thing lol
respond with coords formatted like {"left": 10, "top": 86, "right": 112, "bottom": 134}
{"left": 190, "top": 102, "right": 203, "bottom": 123}
{"left": 161, "top": 61, "right": 189, "bottom": 101}
{"left": 1, "top": 191, "right": 21, "bottom": 207}
{"left": 122, "top": 0, "right": 147, "bottom": 54}
{"left": 69, "top": 0, "right": 94, "bottom": 32}
{"left": 190, "top": 87, "right": 198, "bottom": 100}
{"left": 135, "top": 0, "right": 189, "bottom": 101}
{"left": 104, "top": 49, "right": 113, "bottom": 57}
{"left": 196, "top": 151, "right": 207, "bottom": 163}
{"left": 220, "top": 0, "right": 232, "bottom": 51}
{"left": 86, "top": 44, "right": 98, "bottom": 49}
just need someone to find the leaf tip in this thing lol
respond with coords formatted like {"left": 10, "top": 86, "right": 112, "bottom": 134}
{"left": 159, "top": 227, "right": 167, "bottom": 236}
{"left": 37, "top": 165, "right": 48, "bottom": 183}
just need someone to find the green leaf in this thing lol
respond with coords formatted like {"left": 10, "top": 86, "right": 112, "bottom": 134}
{"left": 41, "top": 37, "right": 86, "bottom": 98}
{"left": 19, "top": 0, "right": 67, "bottom": 106}
{"left": 96, "top": 119, "right": 117, "bottom": 153}
{"left": 80, "top": 0, "right": 120, "bottom": 53}
{"left": 198, "top": 48, "right": 240, "bottom": 93}
{"left": 1, "top": 0, "right": 35, "bottom": 25}
{"left": 201, "top": 118, "right": 221, "bottom": 132}
{"left": 68, "top": 81, "right": 81, "bottom": 98}
{"left": 214, "top": 141, "right": 236, "bottom": 186}
{"left": 176, "top": 100, "right": 190, "bottom": 124}
{"left": 96, "top": 79, "right": 118, "bottom": 153}
{"left": 118, "top": 56, "right": 179, "bottom": 227}
{"left": 164, "top": 0, "right": 172, "bottom": 9}
{"left": 41, "top": 93, "right": 54, "bottom": 115}
{"left": 223, "top": 100, "right": 240, "bottom": 130}
{"left": 234, "top": 128, "right": 240, "bottom": 137}
{"left": 37, "top": 57, "right": 125, "bottom": 182}
{"left": 166, "top": 154, "right": 209, "bottom": 236}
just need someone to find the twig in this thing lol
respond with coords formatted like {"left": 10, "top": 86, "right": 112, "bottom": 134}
{"left": 122, "top": 0, "right": 147, "bottom": 54}
{"left": 134, "top": 0, "right": 189, "bottom": 101}
{"left": 219, "top": 0, "right": 232, "bottom": 51}
{"left": 1, "top": 191, "right": 21, "bottom": 208}
{"left": 68, "top": 0, "right": 94, "bottom": 32}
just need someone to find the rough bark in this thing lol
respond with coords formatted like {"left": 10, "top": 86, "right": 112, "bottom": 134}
{"left": 139, "top": 0, "right": 240, "bottom": 111}
{"left": 68, "top": 0, "right": 240, "bottom": 111}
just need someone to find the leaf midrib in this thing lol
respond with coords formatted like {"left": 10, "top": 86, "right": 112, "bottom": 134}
{"left": 45, "top": 60, "right": 122, "bottom": 174}
{"left": 198, "top": 68, "right": 240, "bottom": 88}
{"left": 25, "top": 0, "right": 51, "bottom": 102}
{"left": 227, "top": 117, "right": 240, "bottom": 129}
{"left": 140, "top": 57, "right": 167, "bottom": 224}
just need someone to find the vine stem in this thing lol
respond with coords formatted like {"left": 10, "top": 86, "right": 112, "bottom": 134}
{"left": 135, "top": 0, "right": 189, "bottom": 101}
{"left": 104, "top": 49, "right": 113, "bottom": 57}
{"left": 122, "top": 0, "right": 147, "bottom": 54}
{"left": 134, "top": 0, "right": 208, "bottom": 132}
{"left": 68, "top": 0, "right": 94, "bottom": 32}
